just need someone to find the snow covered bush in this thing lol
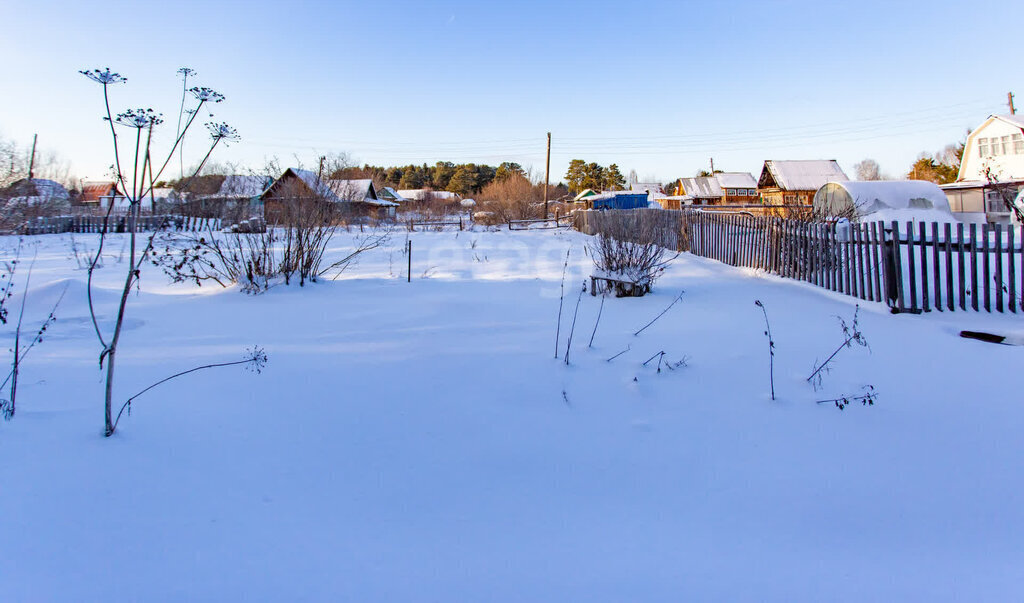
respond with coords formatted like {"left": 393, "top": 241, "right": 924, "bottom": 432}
{"left": 587, "top": 217, "right": 676, "bottom": 296}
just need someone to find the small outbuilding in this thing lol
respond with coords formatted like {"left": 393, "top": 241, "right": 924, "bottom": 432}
{"left": 587, "top": 191, "right": 649, "bottom": 210}
{"left": 813, "top": 180, "right": 953, "bottom": 222}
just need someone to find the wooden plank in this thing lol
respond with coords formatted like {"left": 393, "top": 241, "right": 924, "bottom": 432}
{"left": 944, "top": 222, "right": 954, "bottom": 312}
{"left": 969, "top": 223, "right": 978, "bottom": 311}
{"left": 870, "top": 222, "right": 881, "bottom": 301}
{"left": 906, "top": 221, "right": 917, "bottom": 311}
{"left": 918, "top": 222, "right": 929, "bottom": 311}
{"left": 856, "top": 223, "right": 867, "bottom": 300}
{"left": 813, "top": 222, "right": 822, "bottom": 288}
{"left": 933, "top": 222, "right": 942, "bottom": 311}
{"left": 982, "top": 224, "right": 991, "bottom": 312}
{"left": 957, "top": 223, "right": 967, "bottom": 311}
{"left": 891, "top": 222, "right": 905, "bottom": 311}
{"left": 1009, "top": 226, "right": 1016, "bottom": 313}
{"left": 995, "top": 223, "right": 1004, "bottom": 313}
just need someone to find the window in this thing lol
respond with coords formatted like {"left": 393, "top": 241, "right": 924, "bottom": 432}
{"left": 992, "top": 137, "right": 1002, "bottom": 156}
{"left": 749, "top": 189, "right": 758, "bottom": 196}
{"left": 1014, "top": 133, "right": 1024, "bottom": 154}
{"left": 1001, "top": 135, "right": 1011, "bottom": 155}
{"left": 727, "top": 189, "right": 736, "bottom": 196}
{"left": 737, "top": 189, "right": 748, "bottom": 196}
{"left": 784, "top": 194, "right": 797, "bottom": 203}
{"left": 979, "top": 137, "right": 989, "bottom": 156}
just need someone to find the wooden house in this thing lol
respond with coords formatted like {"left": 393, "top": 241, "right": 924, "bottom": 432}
{"left": 262, "top": 168, "right": 397, "bottom": 222}
{"left": 757, "top": 160, "right": 848, "bottom": 206}
{"left": 672, "top": 172, "right": 758, "bottom": 205}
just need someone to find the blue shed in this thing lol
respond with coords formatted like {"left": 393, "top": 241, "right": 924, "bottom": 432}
{"left": 589, "top": 192, "right": 649, "bottom": 210}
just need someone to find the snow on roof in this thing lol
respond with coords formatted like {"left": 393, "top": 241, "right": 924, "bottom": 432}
{"left": 378, "top": 187, "right": 409, "bottom": 202}
{"left": 678, "top": 177, "right": 723, "bottom": 198}
{"left": 1, "top": 178, "right": 70, "bottom": 200}
{"left": 814, "top": 180, "right": 952, "bottom": 219}
{"left": 268, "top": 169, "right": 394, "bottom": 206}
{"left": 572, "top": 188, "right": 599, "bottom": 202}
{"left": 79, "top": 181, "right": 118, "bottom": 202}
{"left": 630, "top": 182, "right": 664, "bottom": 194}
{"left": 327, "top": 179, "right": 396, "bottom": 206}
{"left": 714, "top": 172, "right": 757, "bottom": 189}
{"left": 994, "top": 114, "right": 1024, "bottom": 130}
{"left": 762, "top": 160, "right": 849, "bottom": 191}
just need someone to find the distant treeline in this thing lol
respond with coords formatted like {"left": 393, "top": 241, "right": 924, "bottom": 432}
{"left": 331, "top": 161, "right": 533, "bottom": 196}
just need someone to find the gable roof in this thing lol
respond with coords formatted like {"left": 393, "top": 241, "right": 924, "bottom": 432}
{"left": 572, "top": 188, "right": 600, "bottom": 202}
{"left": 678, "top": 177, "right": 724, "bottom": 198}
{"left": 264, "top": 169, "right": 396, "bottom": 206}
{"left": 759, "top": 160, "right": 849, "bottom": 191}
{"left": 993, "top": 114, "right": 1024, "bottom": 130}
{"left": 378, "top": 187, "right": 408, "bottom": 203}
{"left": 714, "top": 172, "right": 758, "bottom": 189}
{"left": 79, "top": 181, "right": 119, "bottom": 203}
{"left": 0, "top": 178, "right": 70, "bottom": 201}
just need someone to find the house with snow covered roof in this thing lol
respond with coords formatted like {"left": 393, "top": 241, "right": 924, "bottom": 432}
{"left": 0, "top": 178, "right": 72, "bottom": 212}
{"left": 262, "top": 168, "right": 397, "bottom": 221}
{"left": 377, "top": 187, "right": 409, "bottom": 204}
{"left": 78, "top": 181, "right": 120, "bottom": 207}
{"left": 939, "top": 114, "right": 1024, "bottom": 223}
{"left": 757, "top": 160, "right": 849, "bottom": 206}
{"left": 671, "top": 172, "right": 758, "bottom": 206}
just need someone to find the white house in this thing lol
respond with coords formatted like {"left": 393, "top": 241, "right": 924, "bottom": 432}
{"left": 959, "top": 114, "right": 1024, "bottom": 181}
{"left": 941, "top": 114, "right": 1024, "bottom": 223}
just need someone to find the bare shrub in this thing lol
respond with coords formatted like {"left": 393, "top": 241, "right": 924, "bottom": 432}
{"left": 586, "top": 216, "right": 677, "bottom": 292}
{"left": 161, "top": 180, "right": 390, "bottom": 292}
{"left": 476, "top": 175, "right": 540, "bottom": 224}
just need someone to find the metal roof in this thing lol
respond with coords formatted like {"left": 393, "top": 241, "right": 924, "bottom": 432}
{"left": 761, "top": 160, "right": 849, "bottom": 191}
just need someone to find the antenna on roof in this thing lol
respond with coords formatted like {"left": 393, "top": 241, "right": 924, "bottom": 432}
{"left": 28, "top": 134, "right": 37, "bottom": 180}
{"left": 1009, "top": 92, "right": 1016, "bottom": 115}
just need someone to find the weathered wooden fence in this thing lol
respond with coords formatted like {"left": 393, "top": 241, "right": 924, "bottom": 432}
{"left": 20, "top": 215, "right": 222, "bottom": 235}
{"left": 575, "top": 208, "right": 1024, "bottom": 314}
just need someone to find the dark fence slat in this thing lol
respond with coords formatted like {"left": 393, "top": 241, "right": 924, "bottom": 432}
{"left": 906, "top": 221, "right": 917, "bottom": 312}
{"left": 995, "top": 224, "right": 1004, "bottom": 313}
{"left": 919, "top": 222, "right": 929, "bottom": 311}
{"left": 1009, "top": 226, "right": 1017, "bottom": 314}
{"left": 957, "top": 223, "right": 967, "bottom": 311}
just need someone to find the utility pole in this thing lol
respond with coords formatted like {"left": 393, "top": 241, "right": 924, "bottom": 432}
{"left": 544, "top": 132, "right": 551, "bottom": 218}
{"left": 317, "top": 155, "right": 326, "bottom": 180}
{"left": 709, "top": 157, "right": 715, "bottom": 175}
{"left": 28, "top": 134, "right": 37, "bottom": 180}
{"left": 1009, "top": 92, "right": 1017, "bottom": 115}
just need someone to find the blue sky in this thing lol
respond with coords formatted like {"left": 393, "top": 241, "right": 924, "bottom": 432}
{"left": 1, "top": 0, "right": 1019, "bottom": 184}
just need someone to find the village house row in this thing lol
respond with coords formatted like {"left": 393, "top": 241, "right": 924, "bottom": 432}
{"left": 3, "top": 113, "right": 1022, "bottom": 225}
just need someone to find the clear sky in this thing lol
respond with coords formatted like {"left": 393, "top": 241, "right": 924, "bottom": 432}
{"left": 1, "top": 0, "right": 1019, "bottom": 185}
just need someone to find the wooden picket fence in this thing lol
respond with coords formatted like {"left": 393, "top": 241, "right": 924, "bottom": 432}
{"left": 20, "top": 215, "right": 222, "bottom": 236}
{"left": 575, "top": 208, "right": 1024, "bottom": 314}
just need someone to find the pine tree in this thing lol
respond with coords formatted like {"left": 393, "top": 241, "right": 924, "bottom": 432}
{"left": 447, "top": 166, "right": 477, "bottom": 196}
{"left": 565, "top": 159, "right": 587, "bottom": 193}
{"left": 604, "top": 164, "right": 626, "bottom": 190}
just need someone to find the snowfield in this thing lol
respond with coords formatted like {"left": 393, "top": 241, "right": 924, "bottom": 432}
{"left": 1, "top": 227, "right": 1022, "bottom": 601}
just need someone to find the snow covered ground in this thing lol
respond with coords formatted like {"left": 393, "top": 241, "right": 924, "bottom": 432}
{"left": 1, "top": 227, "right": 1022, "bottom": 601}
